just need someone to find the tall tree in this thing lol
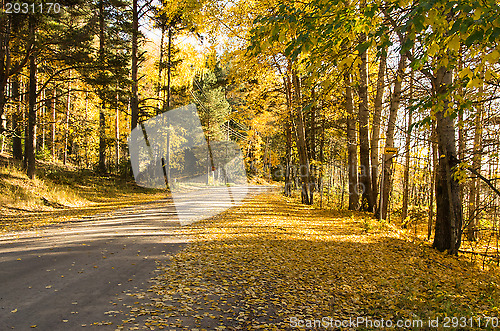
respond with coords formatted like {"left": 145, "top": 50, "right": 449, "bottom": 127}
{"left": 345, "top": 72, "right": 359, "bottom": 210}
{"left": 371, "top": 49, "right": 387, "bottom": 208}
{"left": 25, "top": 16, "right": 37, "bottom": 179}
{"left": 467, "top": 89, "right": 483, "bottom": 241}
{"left": 292, "top": 70, "right": 312, "bottom": 204}
{"left": 357, "top": 31, "right": 374, "bottom": 212}
{"left": 377, "top": 53, "right": 406, "bottom": 220}
{"left": 130, "top": 0, "right": 139, "bottom": 130}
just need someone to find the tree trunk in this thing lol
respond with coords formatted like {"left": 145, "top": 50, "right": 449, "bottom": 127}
{"left": 432, "top": 67, "right": 463, "bottom": 255}
{"left": 51, "top": 88, "right": 56, "bottom": 161}
{"left": 98, "top": 0, "right": 107, "bottom": 172}
{"left": 84, "top": 93, "right": 89, "bottom": 168}
{"left": 0, "top": 9, "right": 11, "bottom": 130}
{"left": 371, "top": 49, "right": 387, "bottom": 210}
{"left": 12, "top": 75, "right": 23, "bottom": 160}
{"left": 309, "top": 89, "right": 317, "bottom": 202}
{"left": 115, "top": 90, "right": 120, "bottom": 169}
{"left": 401, "top": 67, "right": 414, "bottom": 222}
{"left": 458, "top": 49, "right": 466, "bottom": 204}
{"left": 63, "top": 76, "right": 71, "bottom": 165}
{"left": 41, "top": 89, "right": 46, "bottom": 151}
{"left": 157, "top": 24, "right": 165, "bottom": 114}
{"left": 319, "top": 116, "right": 325, "bottom": 206}
{"left": 292, "top": 71, "right": 311, "bottom": 205}
{"left": 467, "top": 86, "right": 483, "bottom": 241}
{"left": 345, "top": 72, "right": 359, "bottom": 210}
{"left": 130, "top": 0, "right": 139, "bottom": 129}
{"left": 428, "top": 128, "right": 437, "bottom": 240}
{"left": 166, "top": 25, "right": 172, "bottom": 111}
{"left": 283, "top": 74, "right": 293, "bottom": 196}
{"left": 378, "top": 54, "right": 406, "bottom": 220}
{"left": 358, "top": 32, "right": 374, "bottom": 211}
{"left": 25, "top": 17, "right": 37, "bottom": 179}
{"left": 164, "top": 26, "right": 172, "bottom": 182}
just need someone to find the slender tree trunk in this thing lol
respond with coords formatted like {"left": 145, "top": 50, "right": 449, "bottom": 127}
{"left": 458, "top": 48, "right": 466, "bottom": 204}
{"left": 292, "top": 71, "right": 311, "bottom": 205}
{"left": 130, "top": 0, "right": 139, "bottom": 130}
{"left": 358, "top": 32, "right": 374, "bottom": 211}
{"left": 0, "top": 9, "right": 11, "bottom": 130}
{"left": 402, "top": 67, "right": 414, "bottom": 222}
{"left": 115, "top": 90, "right": 120, "bottom": 169}
{"left": 84, "top": 93, "right": 89, "bottom": 168}
{"left": 12, "top": 75, "right": 23, "bottom": 160}
{"left": 164, "top": 26, "right": 173, "bottom": 183}
{"left": 166, "top": 25, "right": 172, "bottom": 111}
{"left": 98, "top": 0, "right": 107, "bottom": 172}
{"left": 378, "top": 54, "right": 406, "bottom": 220}
{"left": 319, "top": 116, "right": 325, "bottom": 207}
{"left": 157, "top": 24, "right": 165, "bottom": 114}
{"left": 345, "top": 72, "right": 359, "bottom": 210}
{"left": 428, "top": 128, "right": 437, "bottom": 240}
{"left": 98, "top": 107, "right": 106, "bottom": 172}
{"left": 308, "top": 89, "right": 317, "bottom": 202}
{"left": 51, "top": 88, "right": 56, "bottom": 161}
{"left": 25, "top": 17, "right": 37, "bottom": 179}
{"left": 371, "top": 49, "right": 387, "bottom": 210}
{"left": 467, "top": 86, "right": 483, "bottom": 241}
{"left": 432, "top": 67, "right": 463, "bottom": 254}
{"left": 41, "top": 89, "right": 45, "bottom": 151}
{"left": 63, "top": 75, "right": 71, "bottom": 165}
{"left": 283, "top": 75, "right": 293, "bottom": 196}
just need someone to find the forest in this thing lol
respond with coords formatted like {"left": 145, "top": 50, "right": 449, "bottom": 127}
{"left": 2, "top": 0, "right": 500, "bottom": 258}
{"left": 4, "top": 0, "right": 500, "bottom": 329}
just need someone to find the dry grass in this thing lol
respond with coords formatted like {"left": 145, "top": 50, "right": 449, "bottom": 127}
{"left": 0, "top": 154, "right": 167, "bottom": 233}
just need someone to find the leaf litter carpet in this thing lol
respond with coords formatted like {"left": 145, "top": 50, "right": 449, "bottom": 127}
{"left": 119, "top": 193, "right": 500, "bottom": 330}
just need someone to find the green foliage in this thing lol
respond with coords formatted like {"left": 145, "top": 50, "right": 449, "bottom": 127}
{"left": 36, "top": 147, "right": 51, "bottom": 161}
{"left": 192, "top": 57, "right": 231, "bottom": 140}
{"left": 80, "top": 0, "right": 132, "bottom": 106}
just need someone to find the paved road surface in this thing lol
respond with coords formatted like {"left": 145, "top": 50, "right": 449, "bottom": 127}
{"left": 0, "top": 186, "right": 271, "bottom": 330}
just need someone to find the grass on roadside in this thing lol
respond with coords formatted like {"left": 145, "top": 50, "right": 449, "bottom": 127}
{"left": 121, "top": 192, "right": 500, "bottom": 330}
{"left": 0, "top": 154, "right": 167, "bottom": 233}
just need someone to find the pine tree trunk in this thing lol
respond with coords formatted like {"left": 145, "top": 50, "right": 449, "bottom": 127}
{"left": 432, "top": 67, "right": 463, "bottom": 254}
{"left": 51, "top": 88, "right": 56, "bottom": 161}
{"left": 84, "top": 93, "right": 89, "bottom": 168}
{"left": 115, "top": 91, "right": 120, "bottom": 169}
{"left": 358, "top": 32, "right": 374, "bottom": 211}
{"left": 130, "top": 0, "right": 139, "bottom": 129}
{"left": 371, "top": 49, "right": 387, "bottom": 210}
{"left": 25, "top": 17, "right": 37, "bottom": 179}
{"left": 0, "top": 9, "right": 10, "bottom": 129}
{"left": 98, "top": 0, "right": 107, "bottom": 172}
{"left": 378, "top": 54, "right": 406, "bottom": 220}
{"left": 12, "top": 75, "right": 23, "bottom": 160}
{"left": 166, "top": 26, "right": 172, "bottom": 111}
{"left": 63, "top": 77, "right": 71, "bottom": 165}
{"left": 41, "top": 89, "right": 46, "bottom": 151}
{"left": 345, "top": 72, "right": 359, "bottom": 210}
{"left": 164, "top": 26, "right": 172, "bottom": 183}
{"left": 157, "top": 24, "right": 165, "bottom": 114}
